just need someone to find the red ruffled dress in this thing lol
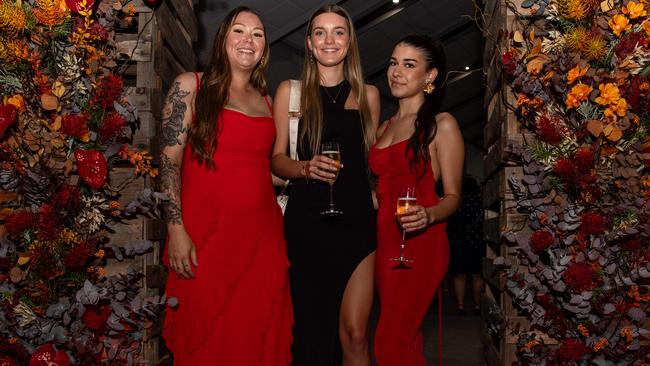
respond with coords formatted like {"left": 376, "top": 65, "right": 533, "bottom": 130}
{"left": 163, "top": 85, "right": 293, "bottom": 365}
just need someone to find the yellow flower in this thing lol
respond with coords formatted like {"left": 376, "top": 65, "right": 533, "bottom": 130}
{"left": 565, "top": 27, "right": 590, "bottom": 52}
{"left": 559, "top": 0, "right": 592, "bottom": 20}
{"left": 584, "top": 34, "right": 607, "bottom": 60}
{"left": 609, "top": 14, "right": 632, "bottom": 36}
{"left": 33, "top": 0, "right": 67, "bottom": 27}
{"left": 567, "top": 65, "right": 589, "bottom": 84}
{"left": 566, "top": 83, "right": 593, "bottom": 109}
{"left": 593, "top": 337, "right": 609, "bottom": 352}
{"left": 595, "top": 83, "right": 621, "bottom": 106}
{"left": 623, "top": 1, "right": 647, "bottom": 19}
{"left": 612, "top": 98, "right": 628, "bottom": 117}
{"left": 0, "top": 0, "right": 27, "bottom": 39}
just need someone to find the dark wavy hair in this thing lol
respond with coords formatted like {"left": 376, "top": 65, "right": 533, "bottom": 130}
{"left": 189, "top": 6, "right": 270, "bottom": 168}
{"left": 398, "top": 35, "right": 446, "bottom": 176}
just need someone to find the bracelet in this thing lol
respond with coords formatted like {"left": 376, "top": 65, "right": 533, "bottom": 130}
{"left": 301, "top": 161, "right": 310, "bottom": 181}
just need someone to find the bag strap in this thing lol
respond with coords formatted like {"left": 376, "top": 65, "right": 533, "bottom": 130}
{"left": 288, "top": 79, "right": 301, "bottom": 160}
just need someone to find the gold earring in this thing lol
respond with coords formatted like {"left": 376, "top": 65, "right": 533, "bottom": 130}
{"left": 424, "top": 82, "right": 435, "bottom": 94}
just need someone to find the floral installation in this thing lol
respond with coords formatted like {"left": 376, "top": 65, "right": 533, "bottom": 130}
{"left": 494, "top": 0, "right": 650, "bottom": 364}
{"left": 0, "top": 0, "right": 169, "bottom": 364}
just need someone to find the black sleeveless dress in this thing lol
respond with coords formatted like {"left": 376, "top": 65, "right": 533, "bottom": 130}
{"left": 284, "top": 80, "right": 376, "bottom": 366}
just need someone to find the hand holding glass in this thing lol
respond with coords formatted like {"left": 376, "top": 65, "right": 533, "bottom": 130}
{"left": 391, "top": 186, "right": 416, "bottom": 267}
{"left": 320, "top": 142, "right": 343, "bottom": 217}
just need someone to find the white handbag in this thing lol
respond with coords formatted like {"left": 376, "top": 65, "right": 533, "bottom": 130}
{"left": 277, "top": 80, "right": 301, "bottom": 214}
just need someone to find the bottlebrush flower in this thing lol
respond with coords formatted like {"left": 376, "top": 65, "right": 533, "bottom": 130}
{"left": 622, "top": 1, "right": 647, "bottom": 19}
{"left": 579, "top": 211, "right": 606, "bottom": 235}
{"left": 99, "top": 111, "right": 126, "bottom": 142}
{"left": 574, "top": 147, "right": 595, "bottom": 173}
{"left": 50, "top": 185, "right": 82, "bottom": 211}
{"left": 64, "top": 240, "right": 94, "bottom": 270}
{"left": 557, "top": 338, "right": 589, "bottom": 361}
{"left": 584, "top": 34, "right": 607, "bottom": 60}
{"left": 563, "top": 261, "right": 598, "bottom": 292}
{"left": 4, "top": 210, "right": 34, "bottom": 236}
{"left": 565, "top": 27, "right": 590, "bottom": 53}
{"left": 530, "top": 230, "right": 554, "bottom": 253}
{"left": 0, "top": 1, "right": 27, "bottom": 39}
{"left": 536, "top": 114, "right": 567, "bottom": 144}
{"left": 60, "top": 113, "right": 89, "bottom": 139}
{"left": 94, "top": 74, "right": 123, "bottom": 108}
{"left": 559, "top": 0, "right": 592, "bottom": 20}
{"left": 37, "top": 204, "right": 59, "bottom": 241}
{"left": 555, "top": 158, "right": 576, "bottom": 181}
{"left": 609, "top": 14, "right": 632, "bottom": 36}
{"left": 565, "top": 83, "right": 593, "bottom": 109}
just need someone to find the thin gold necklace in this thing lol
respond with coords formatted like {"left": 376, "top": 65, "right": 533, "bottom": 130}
{"left": 322, "top": 83, "right": 344, "bottom": 104}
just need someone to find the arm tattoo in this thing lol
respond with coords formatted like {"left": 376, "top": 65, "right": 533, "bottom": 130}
{"left": 160, "top": 81, "right": 190, "bottom": 147}
{"left": 159, "top": 154, "right": 183, "bottom": 225}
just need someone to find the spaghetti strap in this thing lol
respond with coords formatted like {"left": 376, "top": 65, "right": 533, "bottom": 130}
{"left": 377, "top": 119, "right": 392, "bottom": 140}
{"left": 263, "top": 95, "right": 273, "bottom": 114}
{"left": 194, "top": 72, "right": 201, "bottom": 91}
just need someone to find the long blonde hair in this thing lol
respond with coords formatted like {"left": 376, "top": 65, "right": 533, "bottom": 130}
{"left": 300, "top": 4, "right": 373, "bottom": 155}
{"left": 190, "top": 6, "right": 270, "bottom": 168}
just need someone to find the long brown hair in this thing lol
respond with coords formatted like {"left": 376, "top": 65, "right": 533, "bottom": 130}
{"left": 399, "top": 35, "right": 446, "bottom": 177}
{"left": 299, "top": 4, "right": 373, "bottom": 156}
{"left": 189, "top": 6, "right": 270, "bottom": 168}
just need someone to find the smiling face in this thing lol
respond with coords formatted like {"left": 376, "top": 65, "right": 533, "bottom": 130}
{"left": 225, "top": 11, "right": 266, "bottom": 71}
{"left": 307, "top": 12, "right": 350, "bottom": 68}
{"left": 387, "top": 42, "right": 437, "bottom": 99}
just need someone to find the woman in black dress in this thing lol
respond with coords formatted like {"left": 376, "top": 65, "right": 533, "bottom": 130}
{"left": 271, "top": 4, "right": 380, "bottom": 366}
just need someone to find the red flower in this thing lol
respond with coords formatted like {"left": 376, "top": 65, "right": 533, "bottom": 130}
{"left": 64, "top": 241, "right": 94, "bottom": 270}
{"left": 614, "top": 32, "right": 648, "bottom": 60}
{"left": 50, "top": 185, "right": 82, "bottom": 211}
{"left": 37, "top": 204, "right": 59, "bottom": 241}
{"left": 557, "top": 338, "right": 588, "bottom": 361}
{"left": 0, "top": 104, "right": 18, "bottom": 138}
{"left": 90, "top": 22, "right": 108, "bottom": 42}
{"left": 95, "top": 74, "right": 123, "bottom": 108}
{"left": 563, "top": 262, "right": 597, "bottom": 293}
{"left": 82, "top": 305, "right": 112, "bottom": 331}
{"left": 65, "top": 0, "right": 96, "bottom": 13}
{"left": 536, "top": 114, "right": 566, "bottom": 144}
{"left": 502, "top": 49, "right": 518, "bottom": 75}
{"left": 622, "top": 238, "right": 643, "bottom": 253}
{"left": 530, "top": 230, "right": 554, "bottom": 253}
{"left": 29, "top": 344, "right": 69, "bottom": 366}
{"left": 0, "top": 356, "right": 16, "bottom": 366}
{"left": 99, "top": 111, "right": 126, "bottom": 142}
{"left": 4, "top": 210, "right": 34, "bottom": 236}
{"left": 74, "top": 149, "right": 107, "bottom": 189}
{"left": 579, "top": 211, "right": 606, "bottom": 235}
{"left": 555, "top": 158, "right": 577, "bottom": 182}
{"left": 574, "top": 147, "right": 595, "bottom": 173}
{"left": 60, "top": 113, "right": 89, "bottom": 139}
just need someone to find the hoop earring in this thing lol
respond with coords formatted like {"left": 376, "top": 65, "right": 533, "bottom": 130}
{"left": 424, "top": 82, "right": 435, "bottom": 94}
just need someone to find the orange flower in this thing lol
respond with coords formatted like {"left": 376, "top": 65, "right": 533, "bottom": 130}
{"left": 595, "top": 83, "right": 621, "bottom": 106}
{"left": 6, "top": 94, "right": 25, "bottom": 112}
{"left": 609, "top": 14, "right": 632, "bottom": 36}
{"left": 96, "top": 267, "right": 107, "bottom": 277}
{"left": 567, "top": 65, "right": 589, "bottom": 84}
{"left": 593, "top": 337, "right": 609, "bottom": 352}
{"left": 620, "top": 327, "right": 634, "bottom": 342}
{"left": 644, "top": 20, "right": 650, "bottom": 37}
{"left": 94, "top": 249, "right": 105, "bottom": 258}
{"left": 566, "top": 83, "right": 593, "bottom": 109}
{"left": 623, "top": 1, "right": 647, "bottom": 19}
{"left": 109, "top": 201, "right": 120, "bottom": 210}
{"left": 577, "top": 324, "right": 590, "bottom": 336}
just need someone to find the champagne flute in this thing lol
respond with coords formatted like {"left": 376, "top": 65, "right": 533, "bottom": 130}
{"left": 391, "top": 185, "right": 416, "bottom": 267}
{"left": 320, "top": 141, "right": 343, "bottom": 217}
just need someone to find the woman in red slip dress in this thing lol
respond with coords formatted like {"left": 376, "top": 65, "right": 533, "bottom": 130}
{"left": 158, "top": 7, "right": 292, "bottom": 365}
{"left": 368, "top": 35, "right": 464, "bottom": 366}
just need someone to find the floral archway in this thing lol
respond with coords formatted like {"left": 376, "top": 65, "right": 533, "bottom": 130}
{"left": 495, "top": 0, "right": 650, "bottom": 364}
{"left": 0, "top": 0, "right": 166, "bottom": 364}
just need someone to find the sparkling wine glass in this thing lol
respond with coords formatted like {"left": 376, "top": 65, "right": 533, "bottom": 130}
{"left": 320, "top": 141, "right": 343, "bottom": 217}
{"left": 391, "top": 185, "right": 416, "bottom": 267}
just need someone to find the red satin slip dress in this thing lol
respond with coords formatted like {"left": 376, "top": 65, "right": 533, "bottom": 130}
{"left": 368, "top": 133, "right": 449, "bottom": 366}
{"left": 163, "top": 73, "right": 293, "bottom": 365}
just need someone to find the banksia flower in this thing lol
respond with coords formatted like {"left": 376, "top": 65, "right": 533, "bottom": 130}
{"left": 0, "top": 0, "right": 27, "bottom": 39}
{"left": 33, "top": 0, "right": 67, "bottom": 27}
{"left": 558, "top": 0, "right": 594, "bottom": 20}
{"left": 565, "top": 27, "right": 590, "bottom": 53}
{"left": 583, "top": 34, "right": 607, "bottom": 60}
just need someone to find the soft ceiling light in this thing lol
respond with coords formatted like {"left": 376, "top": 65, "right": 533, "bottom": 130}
{"left": 464, "top": 66, "right": 470, "bottom": 70}
{"left": 393, "top": 0, "right": 400, "bottom": 3}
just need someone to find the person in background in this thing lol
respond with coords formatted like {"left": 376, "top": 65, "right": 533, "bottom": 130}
{"left": 447, "top": 175, "right": 485, "bottom": 315}
{"left": 159, "top": 6, "right": 292, "bottom": 365}
{"left": 369, "top": 34, "right": 464, "bottom": 366}
{"left": 271, "top": 4, "right": 380, "bottom": 365}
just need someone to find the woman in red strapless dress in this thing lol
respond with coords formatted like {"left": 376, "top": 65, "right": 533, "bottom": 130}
{"left": 368, "top": 35, "right": 464, "bottom": 366}
{"left": 158, "top": 7, "right": 292, "bottom": 365}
